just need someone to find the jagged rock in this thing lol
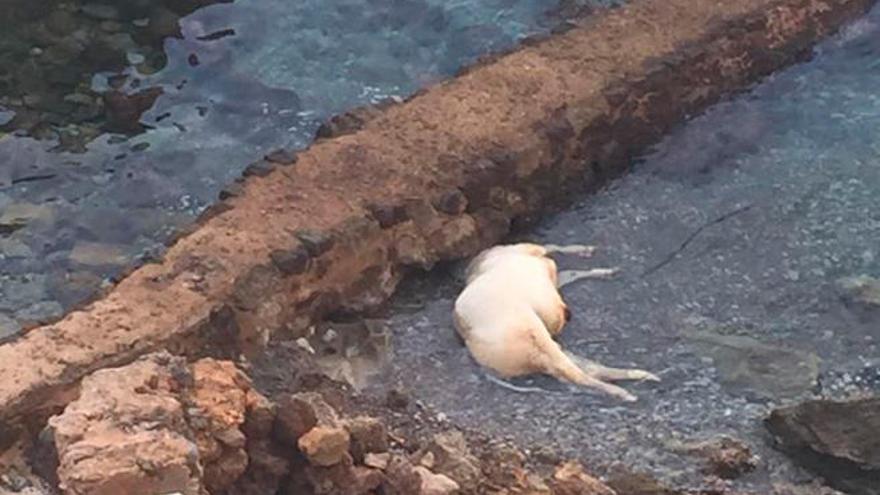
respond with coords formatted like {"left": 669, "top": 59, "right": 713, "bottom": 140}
{"left": 344, "top": 416, "right": 389, "bottom": 462}
{"left": 550, "top": 461, "right": 616, "bottom": 495}
{"left": 423, "top": 431, "right": 481, "bottom": 492}
{"left": 274, "top": 392, "right": 340, "bottom": 447}
{"left": 381, "top": 455, "right": 422, "bottom": 495}
{"left": 766, "top": 397, "right": 880, "bottom": 495}
{"left": 364, "top": 452, "right": 390, "bottom": 470}
{"left": 298, "top": 426, "right": 352, "bottom": 467}
{"left": 48, "top": 353, "right": 277, "bottom": 495}
{"left": 188, "top": 358, "right": 254, "bottom": 493}
{"left": 416, "top": 466, "right": 461, "bottom": 495}
{"left": 668, "top": 436, "right": 757, "bottom": 479}
{"left": 49, "top": 353, "right": 202, "bottom": 495}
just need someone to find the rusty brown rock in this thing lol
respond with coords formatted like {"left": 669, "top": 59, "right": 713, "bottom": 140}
{"left": 49, "top": 353, "right": 202, "bottom": 495}
{"left": 298, "top": 426, "right": 351, "bottom": 467}
{"left": 187, "top": 358, "right": 257, "bottom": 494}
{"left": 1, "top": 0, "right": 876, "bottom": 450}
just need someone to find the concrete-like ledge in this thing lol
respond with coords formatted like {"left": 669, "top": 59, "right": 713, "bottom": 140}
{"left": 0, "top": 0, "right": 874, "bottom": 441}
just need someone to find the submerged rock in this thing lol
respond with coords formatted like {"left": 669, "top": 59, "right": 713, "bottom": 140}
{"left": 766, "top": 396, "right": 880, "bottom": 495}
{"left": 686, "top": 330, "right": 820, "bottom": 399}
{"left": 838, "top": 275, "right": 880, "bottom": 309}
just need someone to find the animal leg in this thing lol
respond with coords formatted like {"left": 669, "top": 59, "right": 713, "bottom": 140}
{"left": 565, "top": 352, "right": 660, "bottom": 382}
{"left": 543, "top": 244, "right": 596, "bottom": 257}
{"left": 557, "top": 268, "right": 619, "bottom": 287}
{"left": 533, "top": 329, "right": 638, "bottom": 402}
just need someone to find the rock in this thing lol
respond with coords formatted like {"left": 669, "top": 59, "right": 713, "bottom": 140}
{"left": 344, "top": 416, "right": 388, "bottom": 462}
{"left": 188, "top": 358, "right": 255, "bottom": 494}
{"left": 416, "top": 466, "right": 461, "bottom": 495}
{"left": 686, "top": 330, "right": 820, "bottom": 399}
{"left": 766, "top": 397, "right": 880, "bottom": 495}
{"left": 669, "top": 436, "right": 757, "bottom": 479}
{"left": 274, "top": 392, "right": 339, "bottom": 447}
{"left": 381, "top": 455, "right": 422, "bottom": 495}
{"left": 49, "top": 353, "right": 203, "bottom": 495}
{"left": 423, "top": 431, "right": 481, "bottom": 492}
{"left": 0, "top": 239, "right": 33, "bottom": 258}
{"left": 838, "top": 275, "right": 880, "bottom": 308}
{"left": 364, "top": 452, "right": 390, "bottom": 470}
{"left": 298, "top": 426, "right": 351, "bottom": 467}
{"left": 0, "top": 203, "right": 54, "bottom": 231}
{"left": 305, "top": 457, "right": 382, "bottom": 495}
{"left": 68, "top": 241, "right": 129, "bottom": 267}
{"left": 48, "top": 353, "right": 275, "bottom": 495}
{"left": 550, "top": 461, "right": 615, "bottom": 495}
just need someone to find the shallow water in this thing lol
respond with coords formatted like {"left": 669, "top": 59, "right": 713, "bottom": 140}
{"left": 371, "top": 6, "right": 880, "bottom": 491}
{"left": 0, "top": 0, "right": 610, "bottom": 336}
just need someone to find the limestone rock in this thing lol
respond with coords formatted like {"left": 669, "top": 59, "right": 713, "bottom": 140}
{"left": 344, "top": 416, "right": 388, "bottom": 462}
{"left": 49, "top": 353, "right": 202, "bottom": 495}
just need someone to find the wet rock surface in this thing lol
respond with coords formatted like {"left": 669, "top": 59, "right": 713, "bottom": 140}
{"left": 766, "top": 397, "right": 880, "bottom": 495}
{"left": 370, "top": 6, "right": 880, "bottom": 493}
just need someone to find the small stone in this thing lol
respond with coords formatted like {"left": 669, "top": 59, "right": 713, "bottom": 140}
{"left": 269, "top": 246, "right": 310, "bottom": 275}
{"left": 69, "top": 241, "right": 129, "bottom": 267}
{"left": 382, "top": 455, "right": 422, "bottom": 495}
{"left": 364, "top": 452, "right": 390, "bottom": 470}
{"left": 416, "top": 466, "right": 460, "bottom": 495}
{"left": 838, "top": 275, "right": 880, "bottom": 307}
{"left": 434, "top": 190, "right": 468, "bottom": 216}
{"left": 0, "top": 239, "right": 33, "bottom": 258}
{"left": 344, "top": 416, "right": 388, "bottom": 461}
{"left": 425, "top": 431, "right": 481, "bottom": 491}
{"left": 274, "top": 392, "right": 339, "bottom": 446}
{"left": 242, "top": 160, "right": 274, "bottom": 178}
{"left": 265, "top": 148, "right": 298, "bottom": 165}
{"left": 298, "top": 426, "right": 351, "bottom": 467}
{"left": 295, "top": 229, "right": 334, "bottom": 256}
{"left": 365, "top": 202, "right": 408, "bottom": 229}
{"left": 219, "top": 183, "right": 244, "bottom": 200}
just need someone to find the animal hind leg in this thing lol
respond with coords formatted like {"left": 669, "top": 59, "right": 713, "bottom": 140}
{"left": 543, "top": 243, "right": 596, "bottom": 257}
{"left": 565, "top": 352, "right": 660, "bottom": 382}
{"left": 557, "top": 268, "right": 619, "bottom": 288}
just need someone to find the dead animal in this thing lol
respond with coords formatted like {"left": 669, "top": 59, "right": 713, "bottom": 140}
{"left": 453, "top": 243, "right": 659, "bottom": 402}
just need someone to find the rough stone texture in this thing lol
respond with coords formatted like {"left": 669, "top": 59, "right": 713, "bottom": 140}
{"left": 416, "top": 465, "right": 461, "bottom": 495}
{"left": 298, "top": 426, "right": 352, "bottom": 467}
{"left": 550, "top": 461, "right": 616, "bottom": 495}
{"left": 48, "top": 353, "right": 202, "bottom": 495}
{"left": 766, "top": 396, "right": 880, "bottom": 495}
{"left": 0, "top": 0, "right": 876, "bottom": 447}
{"left": 422, "top": 431, "right": 481, "bottom": 492}
{"left": 47, "top": 353, "right": 273, "bottom": 495}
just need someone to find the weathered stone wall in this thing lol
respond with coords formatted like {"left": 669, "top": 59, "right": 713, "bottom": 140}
{"left": 0, "top": 0, "right": 875, "bottom": 446}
